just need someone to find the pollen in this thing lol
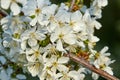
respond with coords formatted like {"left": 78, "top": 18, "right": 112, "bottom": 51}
{"left": 30, "top": 32, "right": 35, "bottom": 38}
{"left": 95, "top": 53, "right": 100, "bottom": 59}
{"left": 59, "top": 33, "right": 64, "bottom": 39}
{"left": 69, "top": 21, "right": 75, "bottom": 27}
{"left": 35, "top": 8, "right": 41, "bottom": 14}
{"left": 35, "top": 51, "right": 40, "bottom": 58}
{"left": 58, "top": 21, "right": 64, "bottom": 27}
{"left": 53, "top": 62, "right": 58, "bottom": 67}
{"left": 100, "top": 64, "right": 106, "bottom": 69}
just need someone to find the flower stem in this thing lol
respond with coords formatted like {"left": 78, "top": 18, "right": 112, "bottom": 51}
{"left": 65, "top": 53, "right": 119, "bottom": 80}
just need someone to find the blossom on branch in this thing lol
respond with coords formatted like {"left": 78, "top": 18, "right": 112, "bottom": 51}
{"left": 0, "top": 0, "right": 118, "bottom": 80}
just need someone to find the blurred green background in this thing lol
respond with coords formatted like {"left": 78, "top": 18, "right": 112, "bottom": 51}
{"left": 95, "top": 0, "right": 120, "bottom": 79}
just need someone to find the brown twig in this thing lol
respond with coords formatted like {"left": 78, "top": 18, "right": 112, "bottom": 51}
{"left": 64, "top": 53, "right": 119, "bottom": 80}
{"left": 0, "top": 8, "right": 8, "bottom": 18}
{"left": 69, "top": 0, "right": 76, "bottom": 11}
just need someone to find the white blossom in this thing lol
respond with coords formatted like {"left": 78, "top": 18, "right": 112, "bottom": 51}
{"left": 0, "top": 0, "right": 26, "bottom": 15}
{"left": 27, "top": 62, "right": 44, "bottom": 77}
{"left": 50, "top": 26, "right": 76, "bottom": 51}
{"left": 0, "top": 0, "right": 114, "bottom": 80}
{"left": 93, "top": 47, "right": 114, "bottom": 75}
{"left": 68, "top": 11, "right": 85, "bottom": 32}
{"left": 21, "top": 26, "right": 46, "bottom": 47}
{"left": 22, "top": 0, "right": 53, "bottom": 26}
{"left": 26, "top": 45, "right": 43, "bottom": 62}
{"left": 45, "top": 55, "right": 69, "bottom": 72}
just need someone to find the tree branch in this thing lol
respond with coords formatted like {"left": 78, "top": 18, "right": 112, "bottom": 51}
{"left": 0, "top": 8, "right": 8, "bottom": 18}
{"left": 64, "top": 53, "right": 119, "bottom": 80}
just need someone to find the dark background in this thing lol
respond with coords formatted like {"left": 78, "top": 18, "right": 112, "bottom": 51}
{"left": 95, "top": 0, "right": 120, "bottom": 79}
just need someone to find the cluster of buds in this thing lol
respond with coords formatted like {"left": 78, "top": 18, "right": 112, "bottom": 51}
{"left": 0, "top": 0, "right": 116, "bottom": 80}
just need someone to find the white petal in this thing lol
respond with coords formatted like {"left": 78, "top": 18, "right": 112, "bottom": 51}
{"left": 55, "top": 10, "right": 70, "bottom": 23}
{"left": 92, "top": 72, "right": 99, "bottom": 80}
{"left": 73, "top": 22, "right": 85, "bottom": 32}
{"left": 71, "top": 11, "right": 82, "bottom": 22}
{"left": 83, "top": 10, "right": 91, "bottom": 22}
{"left": 16, "top": 74, "right": 26, "bottom": 79}
{"left": 76, "top": 41, "right": 85, "bottom": 48}
{"left": 92, "top": 20, "right": 102, "bottom": 29}
{"left": 89, "top": 35, "right": 99, "bottom": 42}
{"left": 1, "top": 0, "right": 10, "bottom": 9}
{"left": 32, "top": 45, "right": 39, "bottom": 51}
{"left": 22, "top": 0, "right": 36, "bottom": 16}
{"left": 58, "top": 57, "right": 69, "bottom": 64}
{"left": 63, "top": 34, "right": 76, "bottom": 44}
{"left": 30, "top": 17, "right": 38, "bottom": 26}
{"left": 104, "top": 67, "right": 113, "bottom": 75}
{"left": 42, "top": 4, "right": 58, "bottom": 15}
{"left": 56, "top": 39, "right": 64, "bottom": 51}
{"left": 0, "top": 56, "right": 6, "bottom": 64}
{"left": 78, "top": 68, "right": 86, "bottom": 73}
{"left": 0, "top": 69, "right": 9, "bottom": 80}
{"left": 100, "top": 46, "right": 108, "bottom": 54}
{"left": 56, "top": 73, "right": 63, "bottom": 79}
{"left": 16, "top": 0, "right": 27, "bottom": 5}
{"left": 21, "top": 41, "right": 27, "bottom": 50}
{"left": 1, "top": 17, "right": 10, "bottom": 25}
{"left": 37, "top": 0, "right": 50, "bottom": 8}
{"left": 47, "top": 22, "right": 57, "bottom": 32}
{"left": 27, "top": 63, "right": 40, "bottom": 77}
{"left": 98, "top": 0, "right": 108, "bottom": 7}
{"left": 50, "top": 34, "right": 58, "bottom": 43}
{"left": 57, "top": 64, "right": 69, "bottom": 72}
{"left": 10, "top": 2, "right": 21, "bottom": 15}
{"left": 35, "top": 32, "right": 46, "bottom": 41}
{"left": 68, "top": 71, "right": 80, "bottom": 80}
{"left": 28, "top": 38, "right": 37, "bottom": 47}
{"left": 6, "top": 68, "right": 13, "bottom": 76}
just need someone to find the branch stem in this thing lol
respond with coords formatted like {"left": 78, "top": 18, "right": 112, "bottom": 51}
{"left": 69, "top": 0, "right": 76, "bottom": 11}
{"left": 0, "top": 8, "right": 8, "bottom": 17}
{"left": 65, "top": 53, "right": 119, "bottom": 80}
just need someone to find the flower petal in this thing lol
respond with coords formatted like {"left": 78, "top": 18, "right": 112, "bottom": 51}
{"left": 63, "top": 34, "right": 76, "bottom": 45}
{"left": 57, "top": 64, "right": 69, "bottom": 72}
{"left": 30, "top": 17, "right": 38, "bottom": 26}
{"left": 0, "top": 56, "right": 6, "bottom": 64}
{"left": 1, "top": 0, "right": 10, "bottom": 9}
{"left": 56, "top": 39, "right": 64, "bottom": 51}
{"left": 50, "top": 33, "right": 58, "bottom": 43}
{"left": 10, "top": 2, "right": 21, "bottom": 15}
{"left": 27, "top": 63, "right": 41, "bottom": 77}
{"left": 58, "top": 57, "right": 69, "bottom": 64}
{"left": 28, "top": 38, "right": 37, "bottom": 47}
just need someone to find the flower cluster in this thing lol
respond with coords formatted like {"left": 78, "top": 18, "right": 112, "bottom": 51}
{"left": 0, "top": 0, "right": 115, "bottom": 80}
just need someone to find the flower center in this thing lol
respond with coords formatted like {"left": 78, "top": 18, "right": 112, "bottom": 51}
{"left": 59, "top": 33, "right": 64, "bottom": 39}
{"left": 35, "top": 51, "right": 40, "bottom": 58}
{"left": 35, "top": 8, "right": 41, "bottom": 15}
{"left": 69, "top": 21, "right": 75, "bottom": 27}
{"left": 100, "top": 64, "right": 106, "bottom": 69}
{"left": 53, "top": 62, "right": 58, "bottom": 67}
{"left": 58, "top": 21, "right": 64, "bottom": 27}
{"left": 30, "top": 32, "right": 35, "bottom": 38}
